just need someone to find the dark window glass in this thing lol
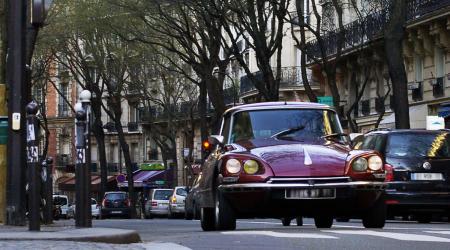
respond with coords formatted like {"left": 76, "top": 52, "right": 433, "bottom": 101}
{"left": 359, "top": 135, "right": 384, "bottom": 152}
{"left": 176, "top": 188, "right": 187, "bottom": 197}
{"left": 91, "top": 199, "right": 97, "bottom": 205}
{"left": 386, "top": 132, "right": 450, "bottom": 158}
{"left": 53, "top": 197, "right": 68, "bottom": 206}
{"left": 222, "top": 114, "right": 231, "bottom": 143}
{"left": 153, "top": 190, "right": 173, "bottom": 200}
{"left": 105, "top": 193, "right": 127, "bottom": 200}
{"left": 230, "top": 109, "right": 344, "bottom": 143}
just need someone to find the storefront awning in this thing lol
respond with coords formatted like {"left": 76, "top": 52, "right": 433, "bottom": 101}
{"left": 117, "top": 170, "right": 167, "bottom": 188}
{"left": 58, "top": 175, "right": 117, "bottom": 192}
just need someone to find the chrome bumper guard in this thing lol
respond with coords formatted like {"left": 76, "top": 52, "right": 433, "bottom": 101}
{"left": 219, "top": 177, "right": 386, "bottom": 192}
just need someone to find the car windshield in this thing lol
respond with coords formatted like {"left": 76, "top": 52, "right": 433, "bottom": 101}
{"left": 154, "top": 190, "right": 173, "bottom": 200}
{"left": 53, "top": 197, "right": 67, "bottom": 206}
{"left": 105, "top": 193, "right": 126, "bottom": 201}
{"left": 229, "top": 109, "right": 344, "bottom": 143}
{"left": 176, "top": 188, "right": 187, "bottom": 197}
{"left": 386, "top": 132, "right": 450, "bottom": 158}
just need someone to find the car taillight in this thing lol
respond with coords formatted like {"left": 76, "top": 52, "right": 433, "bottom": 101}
{"left": 151, "top": 201, "right": 157, "bottom": 207}
{"left": 385, "top": 164, "right": 394, "bottom": 182}
{"left": 125, "top": 199, "right": 130, "bottom": 207}
{"left": 102, "top": 199, "right": 107, "bottom": 207}
{"left": 171, "top": 196, "right": 177, "bottom": 203}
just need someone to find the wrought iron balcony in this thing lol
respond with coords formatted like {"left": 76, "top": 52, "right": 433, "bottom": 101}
{"left": 240, "top": 67, "right": 315, "bottom": 96}
{"left": 305, "top": 0, "right": 450, "bottom": 60}
{"left": 127, "top": 122, "right": 139, "bottom": 132}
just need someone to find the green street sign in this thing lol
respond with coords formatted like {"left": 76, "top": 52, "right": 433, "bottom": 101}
{"left": 140, "top": 162, "right": 165, "bottom": 171}
{"left": 0, "top": 117, "right": 7, "bottom": 145}
{"left": 155, "top": 180, "right": 165, "bottom": 185}
{"left": 318, "top": 96, "right": 334, "bottom": 106}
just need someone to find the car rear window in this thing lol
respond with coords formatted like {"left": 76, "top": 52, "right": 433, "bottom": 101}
{"left": 105, "top": 193, "right": 126, "bottom": 200}
{"left": 153, "top": 190, "right": 173, "bottom": 200}
{"left": 176, "top": 188, "right": 187, "bottom": 196}
{"left": 386, "top": 132, "right": 450, "bottom": 158}
{"left": 53, "top": 197, "right": 67, "bottom": 206}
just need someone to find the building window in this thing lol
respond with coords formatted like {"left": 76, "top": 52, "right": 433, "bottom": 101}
{"left": 435, "top": 47, "right": 445, "bottom": 78}
{"left": 414, "top": 54, "right": 423, "bottom": 82}
{"left": 33, "top": 85, "right": 43, "bottom": 104}
{"left": 58, "top": 83, "right": 69, "bottom": 117}
{"left": 361, "top": 99, "right": 370, "bottom": 116}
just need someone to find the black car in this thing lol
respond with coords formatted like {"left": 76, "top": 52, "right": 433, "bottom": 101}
{"left": 355, "top": 129, "right": 450, "bottom": 222}
{"left": 185, "top": 173, "right": 202, "bottom": 220}
{"left": 101, "top": 191, "right": 131, "bottom": 219}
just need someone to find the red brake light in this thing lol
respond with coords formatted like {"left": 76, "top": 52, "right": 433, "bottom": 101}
{"left": 384, "top": 164, "right": 394, "bottom": 182}
{"left": 102, "top": 199, "right": 107, "bottom": 207}
{"left": 151, "top": 201, "right": 158, "bottom": 207}
{"left": 125, "top": 199, "right": 131, "bottom": 207}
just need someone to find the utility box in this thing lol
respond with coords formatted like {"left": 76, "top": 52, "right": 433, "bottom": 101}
{"left": 0, "top": 116, "right": 7, "bottom": 144}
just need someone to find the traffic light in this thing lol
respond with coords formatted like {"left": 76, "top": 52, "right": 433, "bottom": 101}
{"left": 202, "top": 140, "right": 211, "bottom": 158}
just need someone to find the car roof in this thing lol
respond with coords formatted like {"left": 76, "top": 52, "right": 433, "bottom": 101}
{"left": 223, "top": 102, "right": 333, "bottom": 116}
{"left": 105, "top": 191, "right": 127, "bottom": 194}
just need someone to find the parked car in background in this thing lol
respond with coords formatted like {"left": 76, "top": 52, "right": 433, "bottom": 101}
{"left": 355, "top": 129, "right": 450, "bottom": 223}
{"left": 53, "top": 194, "right": 72, "bottom": 219}
{"left": 101, "top": 191, "right": 131, "bottom": 219}
{"left": 145, "top": 189, "right": 173, "bottom": 219}
{"left": 71, "top": 198, "right": 101, "bottom": 219}
{"left": 197, "top": 102, "right": 387, "bottom": 231}
{"left": 185, "top": 173, "right": 202, "bottom": 220}
{"left": 168, "top": 186, "right": 188, "bottom": 218}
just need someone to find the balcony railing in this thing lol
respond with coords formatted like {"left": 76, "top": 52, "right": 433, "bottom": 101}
{"left": 305, "top": 0, "right": 450, "bottom": 60}
{"left": 138, "top": 101, "right": 216, "bottom": 123}
{"left": 127, "top": 122, "right": 139, "bottom": 132}
{"left": 240, "top": 67, "right": 315, "bottom": 96}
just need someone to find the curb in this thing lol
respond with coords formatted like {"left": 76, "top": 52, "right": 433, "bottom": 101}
{"left": 0, "top": 227, "right": 141, "bottom": 244}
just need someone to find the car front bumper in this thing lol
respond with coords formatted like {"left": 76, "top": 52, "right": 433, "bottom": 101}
{"left": 169, "top": 204, "right": 185, "bottom": 214}
{"left": 218, "top": 179, "right": 386, "bottom": 217}
{"left": 385, "top": 190, "right": 450, "bottom": 215}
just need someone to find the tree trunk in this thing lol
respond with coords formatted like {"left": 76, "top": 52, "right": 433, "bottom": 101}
{"left": 112, "top": 103, "right": 137, "bottom": 219}
{"left": 384, "top": 0, "right": 409, "bottom": 129}
{"left": 198, "top": 81, "right": 208, "bottom": 160}
{"left": 91, "top": 96, "right": 108, "bottom": 200}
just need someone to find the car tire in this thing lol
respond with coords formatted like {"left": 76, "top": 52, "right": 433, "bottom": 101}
{"left": 200, "top": 207, "right": 215, "bottom": 231}
{"left": 281, "top": 218, "right": 291, "bottom": 226}
{"left": 314, "top": 216, "right": 333, "bottom": 228}
{"left": 194, "top": 203, "right": 201, "bottom": 220}
{"left": 214, "top": 191, "right": 236, "bottom": 231}
{"left": 296, "top": 217, "right": 303, "bottom": 226}
{"left": 362, "top": 195, "right": 386, "bottom": 228}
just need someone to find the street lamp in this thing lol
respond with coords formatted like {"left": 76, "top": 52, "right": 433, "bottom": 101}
{"left": 74, "top": 90, "right": 92, "bottom": 228}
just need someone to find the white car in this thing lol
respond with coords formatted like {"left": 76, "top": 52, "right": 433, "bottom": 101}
{"left": 53, "top": 194, "right": 72, "bottom": 219}
{"left": 145, "top": 189, "right": 173, "bottom": 219}
{"left": 70, "top": 198, "right": 101, "bottom": 219}
{"left": 168, "top": 186, "right": 188, "bottom": 218}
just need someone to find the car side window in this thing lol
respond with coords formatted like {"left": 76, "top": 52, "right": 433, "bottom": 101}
{"left": 222, "top": 114, "right": 231, "bottom": 143}
{"left": 360, "top": 135, "right": 384, "bottom": 152}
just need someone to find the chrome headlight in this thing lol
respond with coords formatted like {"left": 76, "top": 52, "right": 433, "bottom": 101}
{"left": 368, "top": 155, "right": 383, "bottom": 171}
{"left": 225, "top": 159, "right": 241, "bottom": 174}
{"left": 352, "top": 157, "right": 368, "bottom": 172}
{"left": 243, "top": 160, "right": 259, "bottom": 175}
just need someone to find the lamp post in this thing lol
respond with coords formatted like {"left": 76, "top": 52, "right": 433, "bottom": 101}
{"left": 80, "top": 90, "right": 92, "bottom": 227}
{"left": 74, "top": 89, "right": 92, "bottom": 228}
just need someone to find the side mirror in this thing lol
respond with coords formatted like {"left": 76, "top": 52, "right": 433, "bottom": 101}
{"left": 208, "top": 135, "right": 224, "bottom": 146}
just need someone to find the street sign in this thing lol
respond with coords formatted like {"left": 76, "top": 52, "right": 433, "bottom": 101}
{"left": 140, "top": 163, "right": 165, "bottom": 171}
{"left": 318, "top": 96, "right": 334, "bottom": 106}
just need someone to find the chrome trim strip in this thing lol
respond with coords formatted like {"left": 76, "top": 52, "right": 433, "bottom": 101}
{"left": 267, "top": 177, "right": 351, "bottom": 183}
{"left": 219, "top": 181, "right": 386, "bottom": 189}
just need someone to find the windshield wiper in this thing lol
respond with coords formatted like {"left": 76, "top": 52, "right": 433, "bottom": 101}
{"left": 271, "top": 126, "right": 305, "bottom": 138}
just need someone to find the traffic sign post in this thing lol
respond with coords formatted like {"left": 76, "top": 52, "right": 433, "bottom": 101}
{"left": 26, "top": 101, "right": 40, "bottom": 231}
{"left": 75, "top": 103, "right": 88, "bottom": 228}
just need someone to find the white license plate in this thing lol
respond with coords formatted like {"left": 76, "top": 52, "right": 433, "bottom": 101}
{"left": 411, "top": 173, "right": 444, "bottom": 181}
{"left": 111, "top": 211, "right": 122, "bottom": 214}
{"left": 285, "top": 189, "right": 335, "bottom": 199}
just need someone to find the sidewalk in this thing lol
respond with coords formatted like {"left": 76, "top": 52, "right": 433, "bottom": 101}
{"left": 0, "top": 221, "right": 141, "bottom": 244}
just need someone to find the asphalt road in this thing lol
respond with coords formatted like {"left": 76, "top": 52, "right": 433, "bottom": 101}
{"left": 89, "top": 217, "right": 450, "bottom": 250}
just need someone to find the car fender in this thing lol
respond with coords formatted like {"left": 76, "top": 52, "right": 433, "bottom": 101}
{"left": 198, "top": 152, "right": 220, "bottom": 208}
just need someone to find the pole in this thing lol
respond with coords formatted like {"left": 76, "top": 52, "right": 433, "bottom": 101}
{"left": 6, "top": 0, "right": 27, "bottom": 226}
{"left": 42, "top": 157, "right": 53, "bottom": 224}
{"left": 75, "top": 105, "right": 87, "bottom": 227}
{"left": 26, "top": 101, "right": 40, "bottom": 231}
{"left": 81, "top": 100, "right": 92, "bottom": 227}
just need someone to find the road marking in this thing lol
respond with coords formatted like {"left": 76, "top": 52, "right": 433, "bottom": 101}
{"left": 141, "top": 242, "right": 192, "bottom": 250}
{"left": 323, "top": 230, "right": 450, "bottom": 243}
{"left": 222, "top": 231, "right": 338, "bottom": 239}
{"left": 237, "top": 221, "right": 281, "bottom": 225}
{"left": 425, "top": 231, "right": 450, "bottom": 235}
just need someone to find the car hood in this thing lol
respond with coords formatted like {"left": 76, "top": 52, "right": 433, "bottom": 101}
{"left": 233, "top": 138, "right": 349, "bottom": 177}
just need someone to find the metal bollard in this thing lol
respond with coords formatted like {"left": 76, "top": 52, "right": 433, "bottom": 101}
{"left": 75, "top": 103, "right": 87, "bottom": 227}
{"left": 42, "top": 157, "right": 53, "bottom": 224}
{"left": 26, "top": 101, "right": 40, "bottom": 231}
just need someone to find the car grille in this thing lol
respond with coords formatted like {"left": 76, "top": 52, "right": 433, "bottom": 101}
{"left": 267, "top": 177, "right": 351, "bottom": 185}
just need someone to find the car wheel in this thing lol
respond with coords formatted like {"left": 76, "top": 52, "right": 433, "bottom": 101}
{"left": 281, "top": 218, "right": 291, "bottom": 226}
{"left": 200, "top": 207, "right": 215, "bottom": 231}
{"left": 314, "top": 216, "right": 333, "bottom": 228}
{"left": 362, "top": 195, "right": 386, "bottom": 228}
{"left": 416, "top": 214, "right": 432, "bottom": 224}
{"left": 296, "top": 217, "right": 303, "bottom": 226}
{"left": 214, "top": 191, "right": 236, "bottom": 231}
{"left": 194, "top": 203, "right": 201, "bottom": 220}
